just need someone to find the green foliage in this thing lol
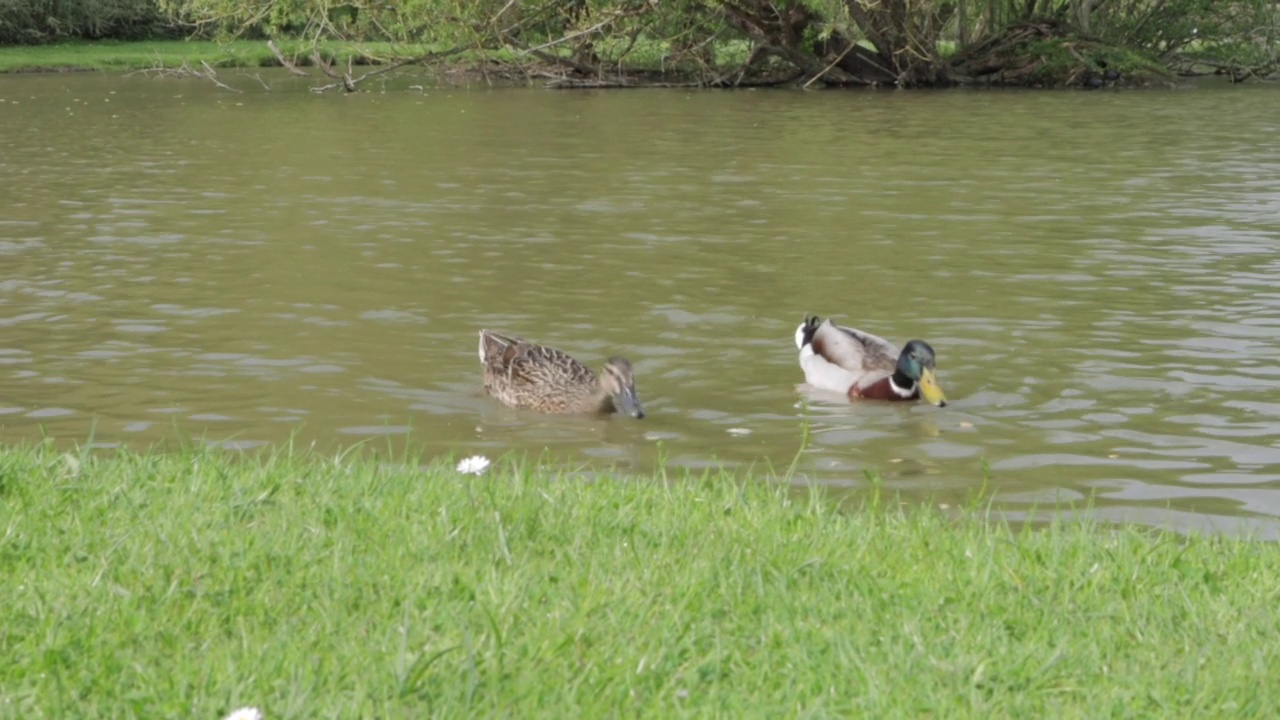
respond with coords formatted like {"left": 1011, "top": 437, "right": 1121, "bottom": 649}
{"left": 0, "top": 0, "right": 176, "bottom": 44}
{"left": 157, "top": 0, "right": 638, "bottom": 45}
{"left": 1014, "top": 37, "right": 1170, "bottom": 85}
{"left": 0, "top": 0, "right": 1274, "bottom": 82}
{"left": 3, "top": 444, "right": 1280, "bottom": 716}
{"left": 1088, "top": 0, "right": 1276, "bottom": 57}
{"left": 156, "top": 0, "right": 447, "bottom": 41}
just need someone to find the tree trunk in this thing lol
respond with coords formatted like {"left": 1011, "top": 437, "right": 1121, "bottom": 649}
{"left": 1072, "top": 0, "right": 1091, "bottom": 34}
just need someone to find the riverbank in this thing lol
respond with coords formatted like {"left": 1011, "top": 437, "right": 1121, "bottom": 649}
{"left": 0, "top": 37, "right": 1183, "bottom": 88}
{"left": 0, "top": 39, "right": 427, "bottom": 74}
{"left": 2, "top": 444, "right": 1278, "bottom": 716}
{"left": 4, "top": 0, "right": 1276, "bottom": 88}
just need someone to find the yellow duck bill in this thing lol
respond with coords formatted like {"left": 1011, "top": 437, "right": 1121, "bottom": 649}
{"left": 918, "top": 368, "right": 947, "bottom": 407}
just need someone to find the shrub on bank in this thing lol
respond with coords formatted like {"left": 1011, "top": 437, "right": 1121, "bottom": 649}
{"left": 0, "top": 0, "right": 179, "bottom": 44}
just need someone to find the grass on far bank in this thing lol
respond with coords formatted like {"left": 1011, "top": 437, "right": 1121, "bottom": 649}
{"left": 0, "top": 39, "right": 443, "bottom": 74}
{"left": 2, "top": 443, "right": 1280, "bottom": 718}
{"left": 0, "top": 37, "right": 721, "bottom": 77}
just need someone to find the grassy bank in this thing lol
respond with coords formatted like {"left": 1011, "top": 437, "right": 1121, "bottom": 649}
{"left": 0, "top": 37, "right": 1191, "bottom": 88}
{"left": 0, "top": 39, "right": 429, "bottom": 74}
{"left": 2, "top": 445, "right": 1279, "bottom": 717}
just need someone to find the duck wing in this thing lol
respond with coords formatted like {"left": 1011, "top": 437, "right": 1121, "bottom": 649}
{"left": 817, "top": 320, "right": 900, "bottom": 374}
{"left": 479, "top": 330, "right": 594, "bottom": 387}
{"left": 795, "top": 316, "right": 899, "bottom": 392}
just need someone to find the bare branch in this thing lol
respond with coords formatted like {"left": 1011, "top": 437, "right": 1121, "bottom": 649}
{"left": 242, "top": 72, "right": 272, "bottom": 91}
{"left": 802, "top": 38, "right": 859, "bottom": 89}
{"left": 267, "top": 40, "right": 309, "bottom": 77}
{"left": 199, "top": 61, "right": 243, "bottom": 93}
{"left": 312, "top": 50, "right": 341, "bottom": 78}
{"left": 521, "top": 14, "right": 619, "bottom": 55}
{"left": 309, "top": 46, "right": 469, "bottom": 93}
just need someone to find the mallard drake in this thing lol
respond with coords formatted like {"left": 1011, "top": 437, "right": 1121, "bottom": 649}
{"left": 478, "top": 330, "right": 645, "bottom": 418}
{"left": 794, "top": 315, "right": 947, "bottom": 407}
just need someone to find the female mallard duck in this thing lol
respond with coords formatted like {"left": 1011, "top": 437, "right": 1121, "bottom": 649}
{"left": 478, "top": 330, "right": 645, "bottom": 418}
{"left": 794, "top": 315, "right": 947, "bottom": 407}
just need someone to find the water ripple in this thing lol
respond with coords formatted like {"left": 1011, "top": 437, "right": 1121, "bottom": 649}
{"left": 2, "top": 77, "right": 1280, "bottom": 535}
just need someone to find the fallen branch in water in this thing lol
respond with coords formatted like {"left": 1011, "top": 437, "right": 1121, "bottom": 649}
{"left": 242, "top": 72, "right": 272, "bottom": 90}
{"left": 542, "top": 67, "right": 805, "bottom": 89}
{"left": 543, "top": 75, "right": 637, "bottom": 89}
{"left": 125, "top": 59, "right": 243, "bottom": 93}
{"left": 199, "top": 61, "right": 241, "bottom": 93}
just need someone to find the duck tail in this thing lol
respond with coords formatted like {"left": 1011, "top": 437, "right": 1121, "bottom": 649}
{"left": 795, "top": 315, "right": 822, "bottom": 350}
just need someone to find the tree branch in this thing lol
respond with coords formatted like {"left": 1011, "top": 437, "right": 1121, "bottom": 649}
{"left": 267, "top": 40, "right": 309, "bottom": 77}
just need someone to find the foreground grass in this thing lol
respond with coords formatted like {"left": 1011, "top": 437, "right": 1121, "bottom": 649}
{"left": 2, "top": 445, "right": 1279, "bottom": 717}
{"left": 0, "top": 39, "right": 438, "bottom": 74}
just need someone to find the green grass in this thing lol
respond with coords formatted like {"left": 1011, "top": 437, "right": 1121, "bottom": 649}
{"left": 0, "top": 39, "right": 442, "bottom": 74}
{"left": 2, "top": 444, "right": 1280, "bottom": 718}
{"left": 0, "top": 37, "right": 750, "bottom": 76}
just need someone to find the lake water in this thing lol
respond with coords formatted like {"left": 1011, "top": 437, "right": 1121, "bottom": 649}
{"left": 3, "top": 72, "right": 1280, "bottom": 536}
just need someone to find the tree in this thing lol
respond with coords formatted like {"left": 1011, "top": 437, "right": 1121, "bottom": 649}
{"left": 154, "top": 0, "right": 1279, "bottom": 89}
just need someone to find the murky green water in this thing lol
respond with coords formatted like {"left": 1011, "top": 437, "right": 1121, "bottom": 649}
{"left": 3, "top": 73, "right": 1280, "bottom": 534}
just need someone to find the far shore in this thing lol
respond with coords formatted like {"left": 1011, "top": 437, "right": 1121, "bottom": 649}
{"left": 0, "top": 38, "right": 1197, "bottom": 90}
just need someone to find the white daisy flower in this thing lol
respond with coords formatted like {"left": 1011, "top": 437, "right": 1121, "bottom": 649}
{"left": 223, "top": 708, "right": 264, "bottom": 720}
{"left": 456, "top": 455, "right": 491, "bottom": 475}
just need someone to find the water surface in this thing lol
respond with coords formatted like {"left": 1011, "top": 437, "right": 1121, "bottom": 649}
{"left": 3, "top": 73, "right": 1280, "bottom": 535}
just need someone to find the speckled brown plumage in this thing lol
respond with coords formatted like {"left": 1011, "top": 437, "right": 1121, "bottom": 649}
{"left": 478, "top": 330, "right": 645, "bottom": 418}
